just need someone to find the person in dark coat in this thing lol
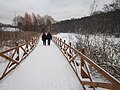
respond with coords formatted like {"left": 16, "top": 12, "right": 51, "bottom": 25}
{"left": 46, "top": 32, "right": 52, "bottom": 46}
{"left": 42, "top": 32, "right": 47, "bottom": 45}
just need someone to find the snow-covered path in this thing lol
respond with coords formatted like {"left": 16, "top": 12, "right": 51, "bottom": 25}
{"left": 0, "top": 38, "right": 83, "bottom": 90}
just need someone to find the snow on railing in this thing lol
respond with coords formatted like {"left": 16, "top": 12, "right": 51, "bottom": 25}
{"left": 53, "top": 36, "right": 120, "bottom": 90}
{"left": 0, "top": 37, "right": 39, "bottom": 80}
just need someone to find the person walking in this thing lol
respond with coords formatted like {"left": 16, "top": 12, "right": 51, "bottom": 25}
{"left": 46, "top": 32, "right": 52, "bottom": 46}
{"left": 42, "top": 32, "right": 47, "bottom": 45}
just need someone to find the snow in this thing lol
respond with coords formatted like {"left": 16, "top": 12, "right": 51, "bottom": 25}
{"left": 0, "top": 38, "right": 83, "bottom": 90}
{"left": 56, "top": 33, "right": 78, "bottom": 44}
{"left": 56, "top": 33, "right": 120, "bottom": 45}
{"left": 56, "top": 33, "right": 120, "bottom": 66}
{"left": 56, "top": 33, "right": 78, "bottom": 48}
{"left": 1, "top": 27, "right": 19, "bottom": 31}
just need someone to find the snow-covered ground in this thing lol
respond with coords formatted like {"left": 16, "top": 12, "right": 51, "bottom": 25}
{"left": 56, "top": 33, "right": 120, "bottom": 67}
{"left": 0, "top": 38, "right": 83, "bottom": 90}
{"left": 56, "top": 33, "right": 77, "bottom": 44}
{"left": 56, "top": 33, "right": 120, "bottom": 45}
{"left": 1, "top": 27, "right": 19, "bottom": 31}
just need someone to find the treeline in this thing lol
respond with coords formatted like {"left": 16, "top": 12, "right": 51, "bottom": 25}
{"left": 0, "top": 31, "right": 40, "bottom": 47}
{"left": 13, "top": 13, "right": 56, "bottom": 32}
{"left": 52, "top": 10, "right": 120, "bottom": 35}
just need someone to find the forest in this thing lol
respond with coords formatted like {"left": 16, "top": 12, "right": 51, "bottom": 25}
{"left": 52, "top": 10, "right": 120, "bottom": 37}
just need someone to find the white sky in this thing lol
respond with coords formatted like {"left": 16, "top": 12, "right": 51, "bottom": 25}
{"left": 0, "top": 0, "right": 112, "bottom": 24}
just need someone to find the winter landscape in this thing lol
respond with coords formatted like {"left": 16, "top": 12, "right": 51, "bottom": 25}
{"left": 0, "top": 0, "right": 120, "bottom": 90}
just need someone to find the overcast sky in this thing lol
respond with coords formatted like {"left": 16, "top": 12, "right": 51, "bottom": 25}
{"left": 0, "top": 0, "right": 112, "bottom": 24}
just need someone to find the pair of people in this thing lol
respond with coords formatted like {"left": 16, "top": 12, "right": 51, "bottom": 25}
{"left": 42, "top": 32, "right": 52, "bottom": 46}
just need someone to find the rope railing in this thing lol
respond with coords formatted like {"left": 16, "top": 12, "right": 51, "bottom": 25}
{"left": 0, "top": 36, "right": 40, "bottom": 80}
{"left": 53, "top": 36, "right": 120, "bottom": 90}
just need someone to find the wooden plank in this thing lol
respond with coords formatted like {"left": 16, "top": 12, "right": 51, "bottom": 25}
{"left": 0, "top": 64, "right": 18, "bottom": 80}
{"left": 81, "top": 81, "right": 113, "bottom": 89}
{"left": 0, "top": 53, "right": 19, "bottom": 64}
{"left": 69, "top": 54, "right": 78, "bottom": 62}
{"left": 81, "top": 68, "right": 89, "bottom": 78}
{"left": 0, "top": 44, "right": 25, "bottom": 54}
{"left": 1, "top": 61, "right": 11, "bottom": 79}
{"left": 20, "top": 46, "right": 29, "bottom": 55}
{"left": 66, "top": 52, "right": 73, "bottom": 58}
{"left": 63, "top": 47, "right": 68, "bottom": 54}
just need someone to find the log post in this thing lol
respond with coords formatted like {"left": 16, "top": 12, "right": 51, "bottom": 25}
{"left": 57, "top": 37, "right": 59, "bottom": 45}
{"left": 60, "top": 38, "right": 62, "bottom": 48}
{"left": 63, "top": 40, "right": 66, "bottom": 53}
{"left": 69, "top": 42, "right": 72, "bottom": 59}
{"left": 26, "top": 40, "right": 29, "bottom": 52}
{"left": 81, "top": 48, "right": 89, "bottom": 78}
{"left": 16, "top": 42, "right": 19, "bottom": 61}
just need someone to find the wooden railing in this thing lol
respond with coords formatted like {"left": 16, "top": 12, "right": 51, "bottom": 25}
{"left": 53, "top": 37, "right": 120, "bottom": 90}
{"left": 0, "top": 36, "right": 39, "bottom": 80}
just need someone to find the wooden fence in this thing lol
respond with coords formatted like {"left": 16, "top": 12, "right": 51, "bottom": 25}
{"left": 53, "top": 37, "right": 120, "bottom": 90}
{"left": 0, "top": 36, "right": 39, "bottom": 80}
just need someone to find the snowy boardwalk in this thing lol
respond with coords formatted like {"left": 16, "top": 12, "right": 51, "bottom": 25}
{"left": 0, "top": 39, "right": 83, "bottom": 90}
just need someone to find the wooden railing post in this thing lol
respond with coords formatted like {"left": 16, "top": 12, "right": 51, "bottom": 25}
{"left": 63, "top": 40, "right": 66, "bottom": 53}
{"left": 31, "top": 38, "right": 34, "bottom": 48}
{"left": 69, "top": 42, "right": 72, "bottom": 53}
{"left": 60, "top": 38, "right": 62, "bottom": 49}
{"left": 16, "top": 42, "right": 19, "bottom": 61}
{"left": 80, "top": 48, "right": 95, "bottom": 90}
{"left": 81, "top": 48, "right": 85, "bottom": 67}
{"left": 69, "top": 42, "right": 72, "bottom": 59}
{"left": 26, "top": 40, "right": 29, "bottom": 52}
{"left": 64, "top": 40, "right": 66, "bottom": 48}
{"left": 81, "top": 48, "right": 89, "bottom": 78}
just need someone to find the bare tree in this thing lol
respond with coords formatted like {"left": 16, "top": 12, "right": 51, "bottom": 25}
{"left": 24, "top": 13, "right": 32, "bottom": 31}
{"left": 12, "top": 15, "right": 24, "bottom": 31}
{"left": 102, "top": 0, "right": 120, "bottom": 12}
{"left": 75, "top": 33, "right": 120, "bottom": 80}
{"left": 89, "top": 0, "right": 99, "bottom": 15}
